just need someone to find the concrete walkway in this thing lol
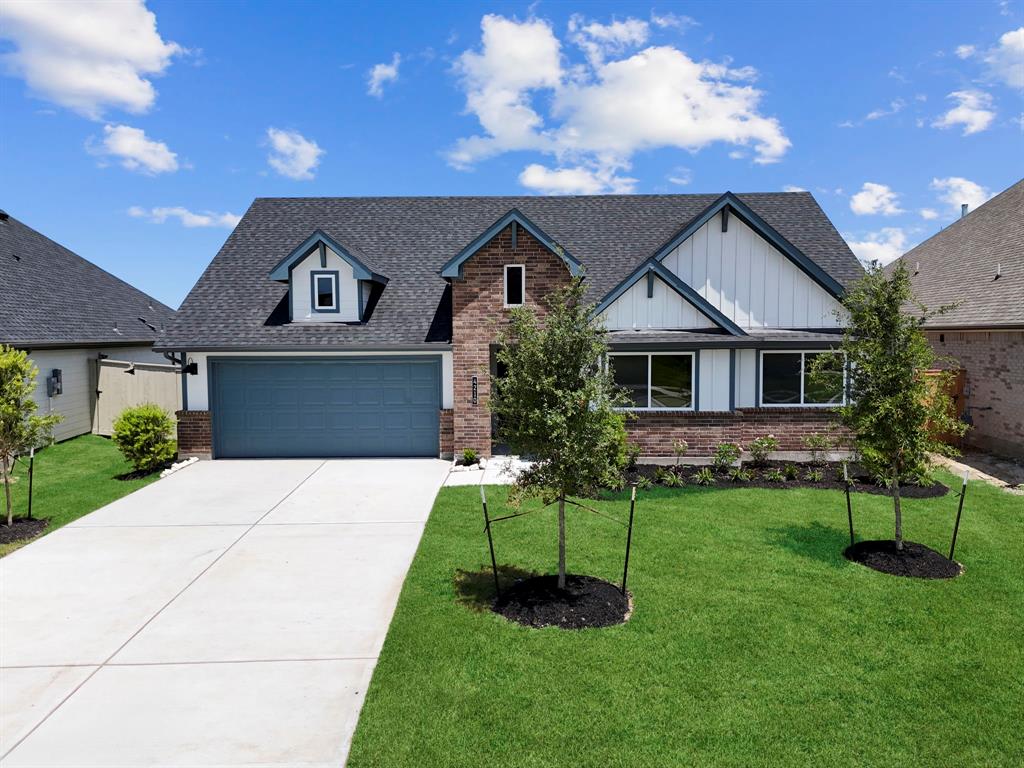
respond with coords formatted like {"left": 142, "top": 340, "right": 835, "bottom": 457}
{"left": 0, "top": 458, "right": 450, "bottom": 767}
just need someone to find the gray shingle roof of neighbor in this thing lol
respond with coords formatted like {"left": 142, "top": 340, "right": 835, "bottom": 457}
{"left": 0, "top": 212, "right": 176, "bottom": 348}
{"left": 888, "top": 178, "right": 1024, "bottom": 329}
{"left": 159, "top": 192, "right": 864, "bottom": 350}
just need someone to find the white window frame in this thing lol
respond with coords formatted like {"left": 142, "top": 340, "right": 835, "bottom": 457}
{"left": 312, "top": 272, "right": 339, "bottom": 312}
{"left": 759, "top": 350, "right": 846, "bottom": 408}
{"left": 503, "top": 264, "right": 526, "bottom": 308}
{"left": 607, "top": 351, "right": 696, "bottom": 411}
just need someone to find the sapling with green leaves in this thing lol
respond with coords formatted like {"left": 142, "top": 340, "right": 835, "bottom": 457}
{"left": 813, "top": 260, "right": 966, "bottom": 550}
{"left": 490, "top": 278, "right": 632, "bottom": 590}
{"left": 0, "top": 346, "right": 61, "bottom": 526}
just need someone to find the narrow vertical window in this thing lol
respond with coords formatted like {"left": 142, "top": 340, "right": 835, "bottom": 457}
{"left": 504, "top": 264, "right": 525, "bottom": 307}
{"left": 311, "top": 271, "right": 339, "bottom": 313}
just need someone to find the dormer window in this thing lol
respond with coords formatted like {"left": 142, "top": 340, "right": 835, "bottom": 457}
{"left": 504, "top": 264, "right": 525, "bottom": 307}
{"left": 311, "top": 271, "right": 339, "bottom": 313}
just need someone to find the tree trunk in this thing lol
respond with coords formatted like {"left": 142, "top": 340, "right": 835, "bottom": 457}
{"left": 2, "top": 457, "right": 12, "bottom": 528}
{"left": 557, "top": 495, "right": 566, "bottom": 590}
{"left": 893, "top": 476, "right": 903, "bottom": 551}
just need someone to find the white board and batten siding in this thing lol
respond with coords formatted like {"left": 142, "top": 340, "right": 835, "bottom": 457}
{"left": 605, "top": 211, "right": 845, "bottom": 330}
{"left": 698, "top": 349, "right": 732, "bottom": 411}
{"left": 290, "top": 246, "right": 362, "bottom": 323}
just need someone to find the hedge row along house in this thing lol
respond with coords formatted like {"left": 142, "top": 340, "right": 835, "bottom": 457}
{"left": 158, "top": 192, "right": 865, "bottom": 460}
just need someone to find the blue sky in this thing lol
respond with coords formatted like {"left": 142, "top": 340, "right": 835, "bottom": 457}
{"left": 1, "top": 0, "right": 1021, "bottom": 309}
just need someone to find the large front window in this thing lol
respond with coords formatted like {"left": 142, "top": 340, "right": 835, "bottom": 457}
{"left": 760, "top": 351, "right": 844, "bottom": 406}
{"left": 608, "top": 353, "right": 694, "bottom": 410}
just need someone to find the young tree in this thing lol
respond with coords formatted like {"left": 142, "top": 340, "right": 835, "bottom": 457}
{"left": 490, "top": 278, "right": 632, "bottom": 589}
{"left": 0, "top": 346, "right": 61, "bottom": 526}
{"left": 821, "top": 261, "right": 966, "bottom": 550}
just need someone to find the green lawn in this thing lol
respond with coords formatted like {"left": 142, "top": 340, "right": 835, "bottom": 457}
{"left": 1, "top": 434, "right": 160, "bottom": 556}
{"left": 349, "top": 474, "right": 1024, "bottom": 768}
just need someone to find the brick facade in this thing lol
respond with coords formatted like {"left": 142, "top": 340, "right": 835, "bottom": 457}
{"left": 175, "top": 410, "right": 212, "bottom": 459}
{"left": 927, "top": 330, "right": 1024, "bottom": 457}
{"left": 439, "top": 408, "right": 454, "bottom": 459}
{"left": 451, "top": 224, "right": 571, "bottom": 456}
{"left": 626, "top": 408, "right": 852, "bottom": 457}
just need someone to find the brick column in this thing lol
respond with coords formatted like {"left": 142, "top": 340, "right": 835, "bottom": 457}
{"left": 175, "top": 410, "right": 212, "bottom": 459}
{"left": 439, "top": 408, "right": 454, "bottom": 459}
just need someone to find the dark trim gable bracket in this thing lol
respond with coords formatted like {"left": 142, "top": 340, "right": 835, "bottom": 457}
{"left": 439, "top": 208, "right": 582, "bottom": 279}
{"left": 592, "top": 259, "right": 747, "bottom": 336}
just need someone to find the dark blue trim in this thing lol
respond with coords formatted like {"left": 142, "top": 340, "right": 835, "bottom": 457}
{"left": 694, "top": 349, "right": 701, "bottom": 411}
{"left": 729, "top": 349, "right": 736, "bottom": 411}
{"left": 310, "top": 270, "right": 341, "bottom": 314}
{"left": 649, "top": 192, "right": 845, "bottom": 299}
{"left": 754, "top": 349, "right": 761, "bottom": 407}
{"left": 646, "top": 271, "right": 654, "bottom": 298}
{"left": 319, "top": 242, "right": 327, "bottom": 268}
{"left": 269, "top": 230, "right": 388, "bottom": 283}
{"left": 439, "top": 208, "right": 582, "bottom": 278}
{"left": 357, "top": 281, "right": 365, "bottom": 322}
{"left": 180, "top": 349, "right": 188, "bottom": 411}
{"left": 511, "top": 220, "right": 518, "bottom": 250}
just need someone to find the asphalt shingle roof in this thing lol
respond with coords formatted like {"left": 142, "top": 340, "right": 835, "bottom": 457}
{"left": 0, "top": 212, "right": 176, "bottom": 348}
{"left": 161, "top": 192, "right": 863, "bottom": 350}
{"left": 889, "top": 178, "right": 1024, "bottom": 329}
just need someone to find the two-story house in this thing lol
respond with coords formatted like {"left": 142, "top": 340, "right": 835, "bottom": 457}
{"left": 158, "top": 192, "right": 863, "bottom": 460}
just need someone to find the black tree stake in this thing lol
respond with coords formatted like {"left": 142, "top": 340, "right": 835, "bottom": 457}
{"left": 949, "top": 470, "right": 969, "bottom": 561}
{"left": 843, "top": 462, "right": 854, "bottom": 547}
{"left": 27, "top": 449, "right": 35, "bottom": 521}
{"left": 621, "top": 485, "right": 637, "bottom": 595}
{"left": 480, "top": 485, "right": 500, "bottom": 599}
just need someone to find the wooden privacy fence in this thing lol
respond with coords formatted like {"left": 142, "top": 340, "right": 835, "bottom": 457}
{"left": 924, "top": 368, "right": 966, "bottom": 447}
{"left": 90, "top": 359, "right": 182, "bottom": 436}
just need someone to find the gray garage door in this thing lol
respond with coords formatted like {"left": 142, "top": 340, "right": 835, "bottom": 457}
{"left": 210, "top": 357, "right": 441, "bottom": 458}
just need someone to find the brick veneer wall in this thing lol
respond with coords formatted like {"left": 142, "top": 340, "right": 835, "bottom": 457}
{"left": 439, "top": 408, "right": 454, "bottom": 459}
{"left": 451, "top": 224, "right": 571, "bottom": 456}
{"left": 927, "top": 330, "right": 1024, "bottom": 457}
{"left": 627, "top": 408, "right": 851, "bottom": 457}
{"left": 175, "top": 410, "right": 212, "bottom": 459}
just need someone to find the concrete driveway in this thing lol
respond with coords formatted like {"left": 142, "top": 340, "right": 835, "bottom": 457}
{"left": 0, "top": 458, "right": 450, "bottom": 767}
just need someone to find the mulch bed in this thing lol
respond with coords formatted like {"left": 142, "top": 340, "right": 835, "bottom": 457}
{"left": 493, "top": 574, "right": 630, "bottom": 629}
{"left": 844, "top": 540, "right": 963, "bottom": 579}
{"left": 632, "top": 462, "right": 949, "bottom": 498}
{"left": 0, "top": 518, "right": 48, "bottom": 545}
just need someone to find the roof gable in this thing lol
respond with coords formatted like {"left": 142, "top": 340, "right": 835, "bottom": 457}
{"left": 439, "top": 208, "right": 582, "bottom": 279}
{"left": 269, "top": 230, "right": 388, "bottom": 283}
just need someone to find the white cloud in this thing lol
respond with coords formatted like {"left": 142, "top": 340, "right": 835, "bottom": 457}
{"left": 782, "top": 185, "right": 806, "bottom": 192}
{"left": 919, "top": 208, "right": 939, "bottom": 220}
{"left": 87, "top": 124, "right": 178, "bottom": 174}
{"left": 845, "top": 227, "right": 909, "bottom": 266}
{"left": 955, "top": 44, "right": 976, "bottom": 59}
{"left": 128, "top": 206, "right": 240, "bottom": 228}
{"left": 265, "top": 127, "right": 324, "bottom": 180}
{"left": 519, "top": 163, "right": 635, "bottom": 194}
{"left": 568, "top": 15, "right": 649, "bottom": 67}
{"left": 849, "top": 182, "right": 904, "bottom": 216}
{"left": 865, "top": 99, "right": 905, "bottom": 120}
{"left": 985, "top": 27, "right": 1024, "bottom": 88}
{"left": 449, "top": 14, "right": 790, "bottom": 193}
{"left": 932, "top": 90, "right": 996, "bottom": 135}
{"left": 930, "top": 176, "right": 993, "bottom": 215}
{"left": 367, "top": 53, "right": 401, "bottom": 98}
{"left": 0, "top": 0, "right": 181, "bottom": 119}
{"left": 667, "top": 166, "right": 692, "bottom": 186}
{"left": 650, "top": 12, "right": 698, "bottom": 31}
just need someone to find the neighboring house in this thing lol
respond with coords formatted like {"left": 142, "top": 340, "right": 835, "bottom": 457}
{"left": 0, "top": 211, "right": 177, "bottom": 441}
{"left": 890, "top": 178, "right": 1023, "bottom": 458}
{"left": 160, "top": 192, "right": 864, "bottom": 460}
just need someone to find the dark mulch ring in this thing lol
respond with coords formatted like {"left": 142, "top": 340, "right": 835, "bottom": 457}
{"left": 493, "top": 574, "right": 630, "bottom": 630}
{"left": 0, "top": 517, "right": 48, "bottom": 545}
{"left": 844, "top": 540, "right": 963, "bottom": 579}
{"left": 632, "top": 462, "right": 950, "bottom": 498}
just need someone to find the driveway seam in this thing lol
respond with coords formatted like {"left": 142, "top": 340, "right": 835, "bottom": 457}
{"left": 0, "top": 460, "right": 329, "bottom": 762}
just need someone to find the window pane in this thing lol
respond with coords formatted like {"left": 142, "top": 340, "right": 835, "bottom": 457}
{"left": 651, "top": 355, "right": 692, "bottom": 408}
{"left": 505, "top": 266, "right": 523, "bottom": 305}
{"left": 804, "top": 352, "right": 844, "bottom": 404}
{"left": 316, "top": 276, "right": 334, "bottom": 308}
{"left": 609, "top": 355, "right": 647, "bottom": 407}
{"left": 762, "top": 353, "right": 801, "bottom": 404}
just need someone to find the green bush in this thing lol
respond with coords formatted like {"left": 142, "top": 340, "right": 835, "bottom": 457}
{"left": 803, "top": 468, "right": 825, "bottom": 483}
{"left": 765, "top": 468, "right": 786, "bottom": 483}
{"left": 728, "top": 466, "right": 751, "bottom": 483}
{"left": 692, "top": 467, "right": 716, "bottom": 486}
{"left": 712, "top": 442, "right": 742, "bottom": 472}
{"left": 783, "top": 463, "right": 800, "bottom": 481}
{"left": 748, "top": 435, "right": 778, "bottom": 466}
{"left": 111, "top": 404, "right": 176, "bottom": 473}
{"left": 672, "top": 439, "right": 689, "bottom": 465}
{"left": 460, "top": 447, "right": 479, "bottom": 466}
{"left": 802, "top": 433, "right": 833, "bottom": 465}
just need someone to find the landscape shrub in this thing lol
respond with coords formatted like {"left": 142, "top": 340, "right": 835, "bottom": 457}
{"left": 765, "top": 468, "right": 786, "bottom": 483}
{"left": 802, "top": 433, "right": 833, "bottom": 465}
{"left": 461, "top": 447, "right": 479, "bottom": 466}
{"left": 692, "top": 467, "right": 716, "bottom": 486}
{"left": 712, "top": 442, "right": 742, "bottom": 472}
{"left": 111, "top": 404, "right": 176, "bottom": 473}
{"left": 728, "top": 467, "right": 751, "bottom": 483}
{"left": 748, "top": 435, "right": 778, "bottom": 466}
{"left": 783, "top": 463, "right": 800, "bottom": 481}
{"left": 672, "top": 439, "right": 689, "bottom": 465}
{"left": 803, "top": 468, "right": 825, "bottom": 483}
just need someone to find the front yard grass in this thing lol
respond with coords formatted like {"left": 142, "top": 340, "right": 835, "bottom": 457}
{"left": 349, "top": 474, "right": 1024, "bottom": 768}
{"left": 1, "top": 434, "right": 160, "bottom": 556}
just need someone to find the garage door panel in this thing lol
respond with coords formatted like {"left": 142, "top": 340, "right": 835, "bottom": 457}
{"left": 211, "top": 358, "right": 440, "bottom": 458}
